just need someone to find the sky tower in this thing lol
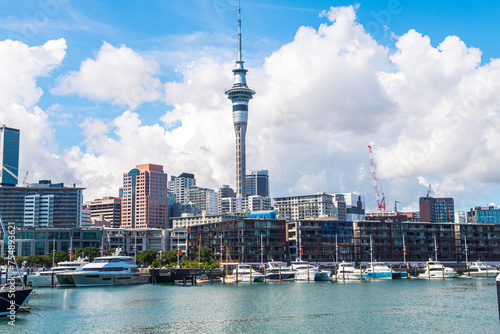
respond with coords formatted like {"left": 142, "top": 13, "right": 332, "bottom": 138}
{"left": 225, "top": 2, "right": 255, "bottom": 199}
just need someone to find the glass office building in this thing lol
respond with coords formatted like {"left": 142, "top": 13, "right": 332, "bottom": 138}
{"left": 0, "top": 125, "right": 20, "bottom": 186}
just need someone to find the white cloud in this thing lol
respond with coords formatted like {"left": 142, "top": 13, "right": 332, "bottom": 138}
{"left": 57, "top": 5, "right": 500, "bottom": 209}
{"left": 52, "top": 42, "right": 163, "bottom": 110}
{"left": 0, "top": 38, "right": 67, "bottom": 185}
{"left": 0, "top": 38, "right": 66, "bottom": 108}
{"left": 6, "top": 5, "right": 500, "bottom": 212}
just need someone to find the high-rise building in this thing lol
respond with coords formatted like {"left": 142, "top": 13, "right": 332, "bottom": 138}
{"left": 217, "top": 185, "right": 234, "bottom": 213}
{"left": 81, "top": 205, "right": 92, "bottom": 228}
{"left": 419, "top": 196, "right": 454, "bottom": 222}
{"left": 245, "top": 170, "right": 269, "bottom": 197}
{"left": 342, "top": 193, "right": 366, "bottom": 221}
{"left": 274, "top": 193, "right": 337, "bottom": 221}
{"left": 333, "top": 194, "right": 346, "bottom": 220}
{"left": 220, "top": 195, "right": 272, "bottom": 214}
{"left": 225, "top": 6, "right": 255, "bottom": 198}
{"left": 0, "top": 125, "right": 20, "bottom": 186}
{"left": 186, "top": 186, "right": 218, "bottom": 214}
{"left": 455, "top": 211, "right": 467, "bottom": 224}
{"left": 0, "top": 180, "right": 84, "bottom": 227}
{"left": 121, "top": 164, "right": 169, "bottom": 229}
{"left": 88, "top": 197, "right": 122, "bottom": 228}
{"left": 168, "top": 172, "right": 196, "bottom": 204}
{"left": 246, "top": 195, "right": 272, "bottom": 212}
{"left": 466, "top": 206, "right": 500, "bottom": 224}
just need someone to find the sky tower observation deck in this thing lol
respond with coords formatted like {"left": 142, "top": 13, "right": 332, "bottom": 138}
{"left": 225, "top": 5, "right": 255, "bottom": 199}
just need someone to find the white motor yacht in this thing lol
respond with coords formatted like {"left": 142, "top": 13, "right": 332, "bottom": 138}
{"left": 224, "top": 264, "right": 265, "bottom": 283}
{"left": 264, "top": 261, "right": 295, "bottom": 281}
{"left": 466, "top": 262, "right": 500, "bottom": 278}
{"left": 25, "top": 270, "right": 58, "bottom": 287}
{"left": 418, "top": 260, "right": 456, "bottom": 279}
{"left": 336, "top": 262, "right": 363, "bottom": 280}
{"left": 70, "top": 249, "right": 148, "bottom": 287}
{"left": 50, "top": 257, "right": 90, "bottom": 287}
{"left": 290, "top": 260, "right": 331, "bottom": 281}
{"left": 25, "top": 257, "right": 89, "bottom": 287}
{"left": 363, "top": 262, "right": 393, "bottom": 279}
{"left": 234, "top": 264, "right": 265, "bottom": 282}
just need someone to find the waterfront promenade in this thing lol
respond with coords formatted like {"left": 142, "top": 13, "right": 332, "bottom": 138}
{"left": 2, "top": 278, "right": 498, "bottom": 333}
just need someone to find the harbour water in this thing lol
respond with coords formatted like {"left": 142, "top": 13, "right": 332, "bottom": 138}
{"left": 2, "top": 279, "right": 499, "bottom": 333}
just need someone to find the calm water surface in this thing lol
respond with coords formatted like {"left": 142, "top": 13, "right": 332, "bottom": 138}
{"left": 2, "top": 279, "right": 499, "bottom": 333}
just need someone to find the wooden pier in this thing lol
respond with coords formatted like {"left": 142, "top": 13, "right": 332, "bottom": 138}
{"left": 142, "top": 268, "right": 223, "bottom": 285}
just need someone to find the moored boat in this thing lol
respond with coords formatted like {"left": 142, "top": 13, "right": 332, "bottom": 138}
{"left": 54, "top": 257, "right": 90, "bottom": 287}
{"left": 465, "top": 261, "right": 500, "bottom": 278}
{"left": 336, "top": 261, "right": 363, "bottom": 280}
{"left": 291, "top": 260, "right": 331, "bottom": 281}
{"left": 70, "top": 249, "right": 148, "bottom": 287}
{"left": 0, "top": 287, "right": 34, "bottom": 317}
{"left": 264, "top": 261, "right": 295, "bottom": 281}
{"left": 363, "top": 262, "right": 392, "bottom": 279}
{"left": 233, "top": 264, "right": 265, "bottom": 282}
{"left": 418, "top": 260, "right": 456, "bottom": 279}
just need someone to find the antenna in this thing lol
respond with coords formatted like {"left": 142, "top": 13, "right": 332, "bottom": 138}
{"left": 238, "top": 0, "right": 242, "bottom": 62}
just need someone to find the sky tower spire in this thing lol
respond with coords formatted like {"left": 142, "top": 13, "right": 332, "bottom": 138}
{"left": 238, "top": 0, "right": 242, "bottom": 62}
{"left": 225, "top": 1, "right": 255, "bottom": 200}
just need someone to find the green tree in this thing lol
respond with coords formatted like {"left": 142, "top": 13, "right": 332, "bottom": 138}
{"left": 136, "top": 249, "right": 158, "bottom": 266}
{"left": 0, "top": 256, "right": 4, "bottom": 264}
{"left": 196, "top": 246, "right": 213, "bottom": 263}
{"left": 151, "top": 258, "right": 159, "bottom": 268}
{"left": 25, "top": 255, "right": 40, "bottom": 265}
{"left": 104, "top": 248, "right": 125, "bottom": 256}
{"left": 162, "top": 250, "right": 178, "bottom": 264}
{"left": 53, "top": 251, "right": 69, "bottom": 264}
{"left": 75, "top": 247, "right": 101, "bottom": 261}
{"left": 38, "top": 255, "right": 50, "bottom": 267}
{"left": 105, "top": 248, "right": 116, "bottom": 256}
{"left": 15, "top": 256, "right": 24, "bottom": 265}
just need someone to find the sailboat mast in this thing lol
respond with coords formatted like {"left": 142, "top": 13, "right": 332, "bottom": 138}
{"left": 335, "top": 234, "right": 338, "bottom": 264}
{"left": 52, "top": 237, "right": 56, "bottom": 267}
{"left": 403, "top": 235, "right": 406, "bottom": 264}
{"left": 465, "top": 235, "right": 468, "bottom": 266}
{"left": 434, "top": 235, "right": 438, "bottom": 261}
{"left": 260, "top": 234, "right": 263, "bottom": 265}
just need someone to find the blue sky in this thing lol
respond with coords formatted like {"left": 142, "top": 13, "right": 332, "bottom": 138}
{"left": 1, "top": 1, "right": 500, "bottom": 212}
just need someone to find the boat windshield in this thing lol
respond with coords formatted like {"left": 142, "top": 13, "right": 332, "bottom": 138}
{"left": 58, "top": 263, "right": 82, "bottom": 267}
{"left": 82, "top": 267, "right": 129, "bottom": 272}
{"left": 92, "top": 258, "right": 133, "bottom": 264}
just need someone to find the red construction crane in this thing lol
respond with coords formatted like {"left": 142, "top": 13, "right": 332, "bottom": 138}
{"left": 368, "top": 145, "right": 386, "bottom": 211}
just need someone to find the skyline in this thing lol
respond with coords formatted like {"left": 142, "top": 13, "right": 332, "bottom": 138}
{"left": 2, "top": 1, "right": 500, "bottom": 212}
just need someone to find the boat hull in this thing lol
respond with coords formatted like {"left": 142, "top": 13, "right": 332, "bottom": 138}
{"left": 391, "top": 272, "right": 408, "bottom": 279}
{"left": 295, "top": 271, "right": 316, "bottom": 281}
{"left": 72, "top": 272, "right": 148, "bottom": 287}
{"left": 0, "top": 288, "right": 33, "bottom": 317}
{"left": 265, "top": 272, "right": 295, "bottom": 281}
{"left": 336, "top": 273, "right": 363, "bottom": 280}
{"left": 27, "top": 274, "right": 58, "bottom": 287}
{"left": 418, "top": 272, "right": 456, "bottom": 279}
{"left": 314, "top": 272, "right": 331, "bottom": 281}
{"left": 365, "top": 271, "right": 392, "bottom": 279}
{"left": 466, "top": 270, "right": 500, "bottom": 278}
{"left": 56, "top": 273, "right": 76, "bottom": 287}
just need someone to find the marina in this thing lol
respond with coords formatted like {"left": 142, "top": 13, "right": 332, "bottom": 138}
{"left": 2, "top": 277, "right": 499, "bottom": 333}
